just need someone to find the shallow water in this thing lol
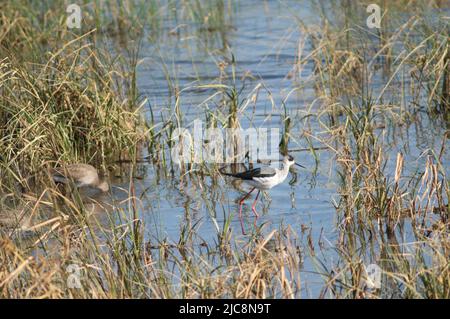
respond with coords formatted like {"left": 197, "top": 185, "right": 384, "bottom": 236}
{"left": 110, "top": 0, "right": 449, "bottom": 297}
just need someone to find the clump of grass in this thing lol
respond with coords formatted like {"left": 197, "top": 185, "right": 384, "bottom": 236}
{"left": 1, "top": 200, "right": 303, "bottom": 299}
{"left": 296, "top": 1, "right": 449, "bottom": 298}
{"left": 308, "top": 95, "right": 449, "bottom": 298}
{"left": 0, "top": 1, "right": 145, "bottom": 195}
{"left": 1, "top": 0, "right": 449, "bottom": 300}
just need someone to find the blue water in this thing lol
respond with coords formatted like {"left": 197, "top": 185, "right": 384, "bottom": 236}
{"left": 110, "top": 0, "right": 450, "bottom": 297}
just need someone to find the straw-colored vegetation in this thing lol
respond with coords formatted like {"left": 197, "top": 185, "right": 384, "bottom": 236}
{"left": 0, "top": 0, "right": 448, "bottom": 298}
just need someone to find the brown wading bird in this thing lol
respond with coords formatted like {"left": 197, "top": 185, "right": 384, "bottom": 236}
{"left": 51, "top": 164, "right": 109, "bottom": 192}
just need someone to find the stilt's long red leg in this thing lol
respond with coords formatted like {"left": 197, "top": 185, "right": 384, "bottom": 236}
{"left": 251, "top": 190, "right": 260, "bottom": 218}
{"left": 251, "top": 190, "right": 261, "bottom": 229}
{"left": 238, "top": 187, "right": 255, "bottom": 235}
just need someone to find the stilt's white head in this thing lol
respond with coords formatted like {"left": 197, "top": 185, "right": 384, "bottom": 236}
{"left": 283, "top": 155, "right": 305, "bottom": 169}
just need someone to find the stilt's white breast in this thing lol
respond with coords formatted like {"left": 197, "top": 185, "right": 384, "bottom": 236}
{"left": 245, "top": 177, "right": 276, "bottom": 190}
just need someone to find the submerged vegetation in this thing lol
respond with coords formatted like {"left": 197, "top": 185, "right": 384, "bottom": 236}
{"left": 0, "top": 0, "right": 449, "bottom": 298}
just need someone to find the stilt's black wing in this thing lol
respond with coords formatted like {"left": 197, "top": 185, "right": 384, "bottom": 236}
{"left": 222, "top": 167, "right": 276, "bottom": 180}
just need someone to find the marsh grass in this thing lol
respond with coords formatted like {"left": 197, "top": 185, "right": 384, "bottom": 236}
{"left": 310, "top": 97, "right": 449, "bottom": 298}
{"left": 0, "top": 0, "right": 449, "bottom": 299}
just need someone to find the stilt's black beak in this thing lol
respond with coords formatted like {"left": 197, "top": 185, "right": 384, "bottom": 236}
{"left": 295, "top": 163, "right": 306, "bottom": 168}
